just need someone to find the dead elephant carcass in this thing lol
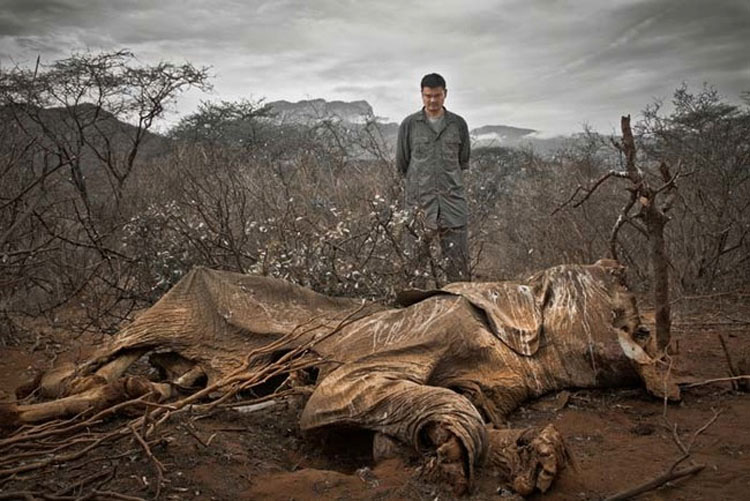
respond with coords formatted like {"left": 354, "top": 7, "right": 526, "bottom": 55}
{"left": 1, "top": 260, "right": 677, "bottom": 495}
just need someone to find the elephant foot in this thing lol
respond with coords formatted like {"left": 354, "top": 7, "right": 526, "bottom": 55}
{"left": 373, "top": 432, "right": 412, "bottom": 463}
{"left": 420, "top": 422, "right": 470, "bottom": 496}
{"left": 486, "top": 424, "right": 569, "bottom": 495}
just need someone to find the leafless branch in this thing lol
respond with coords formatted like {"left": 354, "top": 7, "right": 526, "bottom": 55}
{"left": 609, "top": 189, "right": 638, "bottom": 260}
{"left": 552, "top": 170, "right": 629, "bottom": 215}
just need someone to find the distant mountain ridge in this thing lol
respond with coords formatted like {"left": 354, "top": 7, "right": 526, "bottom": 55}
{"left": 472, "top": 124, "right": 537, "bottom": 143}
{"left": 267, "top": 99, "right": 373, "bottom": 124}
{"left": 265, "top": 98, "right": 565, "bottom": 153}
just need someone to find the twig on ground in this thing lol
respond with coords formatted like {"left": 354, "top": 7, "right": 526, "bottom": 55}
{"left": 0, "top": 394, "right": 150, "bottom": 449}
{"left": 180, "top": 422, "right": 209, "bottom": 448}
{"left": 141, "top": 404, "right": 151, "bottom": 438}
{"left": 668, "top": 409, "right": 722, "bottom": 457}
{"left": 680, "top": 375, "right": 750, "bottom": 389}
{"left": 53, "top": 468, "right": 113, "bottom": 496}
{"left": 0, "top": 430, "right": 122, "bottom": 476}
{"left": 606, "top": 361, "right": 722, "bottom": 501}
{"left": 0, "top": 492, "right": 56, "bottom": 500}
{"left": 0, "top": 434, "right": 110, "bottom": 467}
{"left": 0, "top": 488, "right": 145, "bottom": 500}
{"left": 606, "top": 409, "right": 721, "bottom": 500}
{"left": 90, "top": 491, "right": 147, "bottom": 501}
{"left": 68, "top": 447, "right": 142, "bottom": 472}
{"left": 129, "top": 424, "right": 165, "bottom": 499}
{"left": 603, "top": 463, "right": 705, "bottom": 501}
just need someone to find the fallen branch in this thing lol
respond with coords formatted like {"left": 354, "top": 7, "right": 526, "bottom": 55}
{"left": 181, "top": 422, "right": 210, "bottom": 448}
{"left": 91, "top": 491, "right": 147, "bottom": 501}
{"left": 53, "top": 468, "right": 113, "bottom": 496}
{"left": 0, "top": 309, "right": 367, "bottom": 498}
{"left": 0, "top": 430, "right": 122, "bottom": 477}
{"left": 129, "top": 424, "right": 165, "bottom": 499}
{"left": 680, "top": 375, "right": 750, "bottom": 389}
{"left": 0, "top": 489, "right": 145, "bottom": 501}
{"left": 603, "top": 463, "right": 705, "bottom": 501}
{"left": 0, "top": 394, "right": 151, "bottom": 449}
{"left": 668, "top": 409, "right": 721, "bottom": 456}
{"left": 606, "top": 389, "right": 720, "bottom": 500}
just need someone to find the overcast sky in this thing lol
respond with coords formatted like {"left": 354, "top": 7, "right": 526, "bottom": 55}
{"left": 1, "top": 0, "right": 749, "bottom": 135}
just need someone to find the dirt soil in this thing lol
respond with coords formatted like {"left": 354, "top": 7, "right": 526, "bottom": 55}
{"left": 0, "top": 296, "right": 748, "bottom": 501}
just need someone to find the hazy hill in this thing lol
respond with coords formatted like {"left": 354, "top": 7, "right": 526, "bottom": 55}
{"left": 267, "top": 99, "right": 374, "bottom": 124}
{"left": 264, "top": 98, "right": 568, "bottom": 155}
{"left": 472, "top": 124, "right": 537, "bottom": 147}
{"left": 0, "top": 103, "right": 169, "bottom": 203}
{"left": 3, "top": 99, "right": 569, "bottom": 172}
{"left": 471, "top": 125, "right": 568, "bottom": 154}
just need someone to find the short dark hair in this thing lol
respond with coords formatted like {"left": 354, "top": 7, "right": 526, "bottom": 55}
{"left": 420, "top": 73, "right": 446, "bottom": 90}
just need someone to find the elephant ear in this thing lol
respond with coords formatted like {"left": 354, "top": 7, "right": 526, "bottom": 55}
{"left": 394, "top": 288, "right": 449, "bottom": 307}
{"left": 442, "top": 282, "right": 543, "bottom": 356}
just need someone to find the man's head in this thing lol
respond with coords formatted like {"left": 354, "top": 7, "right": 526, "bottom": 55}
{"left": 420, "top": 73, "right": 447, "bottom": 117}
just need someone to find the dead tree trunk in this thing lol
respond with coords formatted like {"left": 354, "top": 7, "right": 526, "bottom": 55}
{"left": 620, "top": 116, "right": 675, "bottom": 351}
{"left": 646, "top": 205, "right": 671, "bottom": 350}
{"left": 556, "top": 115, "right": 679, "bottom": 352}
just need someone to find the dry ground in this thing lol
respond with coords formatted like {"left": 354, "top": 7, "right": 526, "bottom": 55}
{"left": 0, "top": 295, "right": 748, "bottom": 501}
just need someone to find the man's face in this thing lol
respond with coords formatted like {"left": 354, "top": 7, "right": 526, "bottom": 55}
{"left": 421, "top": 86, "right": 446, "bottom": 115}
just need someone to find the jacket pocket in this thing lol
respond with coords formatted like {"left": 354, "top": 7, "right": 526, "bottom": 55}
{"left": 443, "top": 138, "right": 460, "bottom": 161}
{"left": 413, "top": 138, "right": 431, "bottom": 161}
{"left": 441, "top": 127, "right": 461, "bottom": 160}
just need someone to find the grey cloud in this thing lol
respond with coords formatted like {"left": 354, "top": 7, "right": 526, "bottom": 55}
{"left": 1, "top": 0, "right": 748, "bottom": 135}
{"left": 1, "top": 0, "right": 123, "bottom": 35}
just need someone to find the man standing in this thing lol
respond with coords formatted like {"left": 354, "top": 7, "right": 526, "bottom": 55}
{"left": 396, "top": 73, "right": 471, "bottom": 282}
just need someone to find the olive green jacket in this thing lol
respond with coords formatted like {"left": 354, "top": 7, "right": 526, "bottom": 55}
{"left": 396, "top": 108, "right": 471, "bottom": 229}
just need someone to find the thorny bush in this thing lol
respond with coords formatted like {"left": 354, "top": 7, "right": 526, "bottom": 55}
{"left": 1, "top": 53, "right": 748, "bottom": 337}
{"left": 123, "top": 138, "right": 488, "bottom": 301}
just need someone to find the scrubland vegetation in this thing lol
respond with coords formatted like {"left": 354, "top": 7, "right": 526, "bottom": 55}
{"left": 1, "top": 51, "right": 748, "bottom": 338}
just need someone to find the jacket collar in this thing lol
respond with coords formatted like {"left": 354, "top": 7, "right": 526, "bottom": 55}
{"left": 416, "top": 107, "right": 456, "bottom": 123}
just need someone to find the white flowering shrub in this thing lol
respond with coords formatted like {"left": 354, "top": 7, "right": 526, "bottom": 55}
{"left": 122, "top": 137, "right": 470, "bottom": 302}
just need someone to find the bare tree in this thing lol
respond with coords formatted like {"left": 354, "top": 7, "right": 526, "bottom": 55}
{"left": 0, "top": 50, "right": 210, "bottom": 207}
{"left": 558, "top": 116, "right": 680, "bottom": 351}
{"left": 0, "top": 50, "right": 210, "bottom": 324}
{"left": 639, "top": 85, "right": 750, "bottom": 293}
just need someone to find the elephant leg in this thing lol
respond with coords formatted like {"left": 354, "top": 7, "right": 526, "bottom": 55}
{"left": 174, "top": 365, "right": 206, "bottom": 389}
{"left": 38, "top": 348, "right": 149, "bottom": 399}
{"left": 149, "top": 352, "right": 205, "bottom": 389}
{"left": 301, "top": 368, "right": 487, "bottom": 494}
{"left": 486, "top": 424, "right": 569, "bottom": 495}
{"left": 4, "top": 376, "right": 173, "bottom": 426}
{"left": 421, "top": 421, "right": 471, "bottom": 496}
{"left": 94, "top": 349, "right": 149, "bottom": 382}
{"left": 372, "top": 424, "right": 471, "bottom": 495}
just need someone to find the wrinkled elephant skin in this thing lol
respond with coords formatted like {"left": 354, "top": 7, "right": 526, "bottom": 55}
{"left": 2, "top": 260, "right": 677, "bottom": 495}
